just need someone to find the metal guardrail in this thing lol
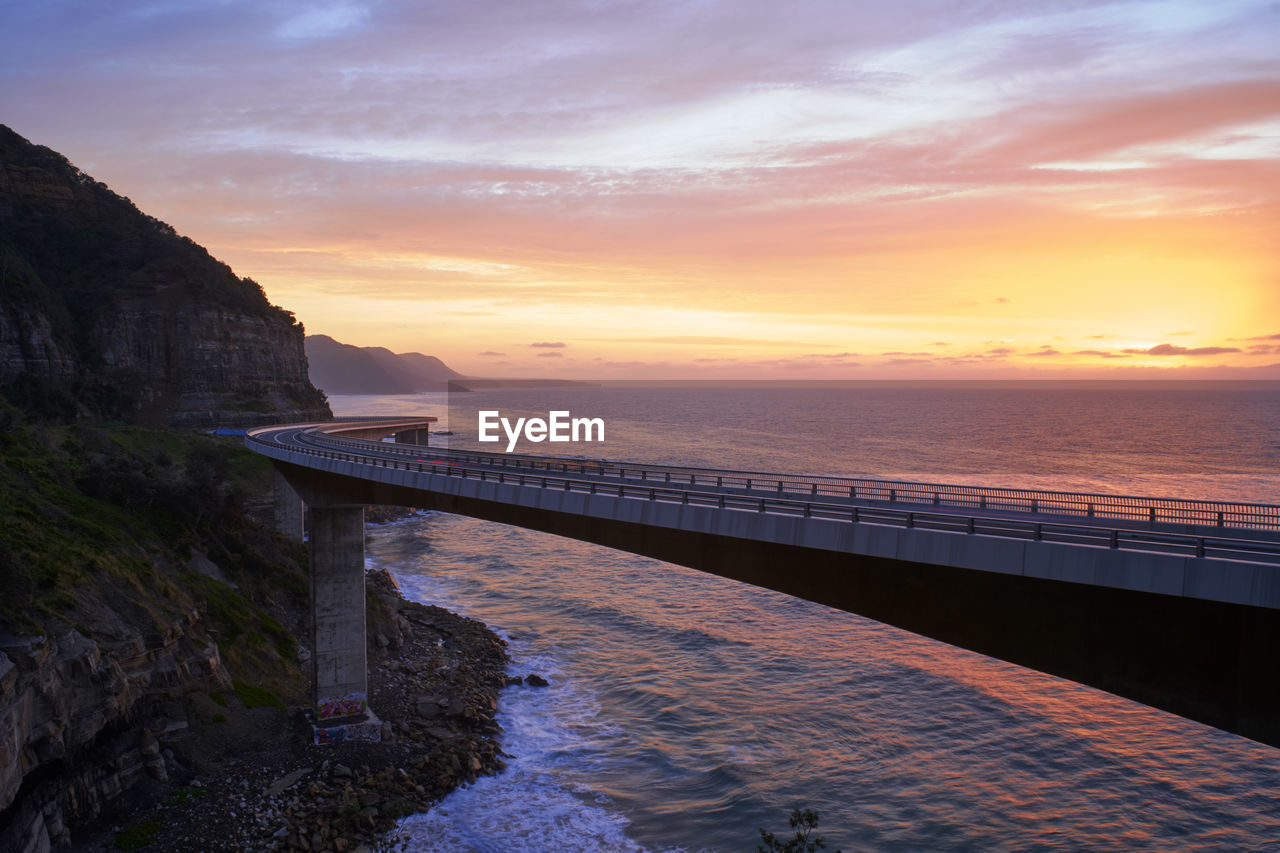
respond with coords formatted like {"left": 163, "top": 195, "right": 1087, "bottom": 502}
{"left": 296, "top": 428, "right": 1280, "bottom": 533}
{"left": 246, "top": 428, "right": 1280, "bottom": 566}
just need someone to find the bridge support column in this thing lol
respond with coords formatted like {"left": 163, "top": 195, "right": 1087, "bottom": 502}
{"left": 273, "top": 470, "right": 305, "bottom": 542}
{"left": 394, "top": 428, "right": 429, "bottom": 446}
{"left": 308, "top": 504, "right": 380, "bottom": 744}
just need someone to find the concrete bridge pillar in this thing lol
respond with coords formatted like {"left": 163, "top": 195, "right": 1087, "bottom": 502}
{"left": 308, "top": 504, "right": 380, "bottom": 744}
{"left": 394, "top": 428, "right": 430, "bottom": 446}
{"left": 273, "top": 470, "right": 304, "bottom": 542}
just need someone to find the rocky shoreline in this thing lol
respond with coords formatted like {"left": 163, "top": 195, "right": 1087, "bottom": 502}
{"left": 74, "top": 568, "right": 525, "bottom": 852}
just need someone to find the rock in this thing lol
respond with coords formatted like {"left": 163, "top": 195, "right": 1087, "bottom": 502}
{"left": 189, "top": 551, "right": 235, "bottom": 588}
{"left": 526, "top": 674, "right": 549, "bottom": 687}
{"left": 503, "top": 675, "right": 523, "bottom": 687}
{"left": 266, "top": 767, "right": 312, "bottom": 797}
{"left": 139, "top": 729, "right": 161, "bottom": 756}
{"left": 332, "top": 764, "right": 353, "bottom": 779}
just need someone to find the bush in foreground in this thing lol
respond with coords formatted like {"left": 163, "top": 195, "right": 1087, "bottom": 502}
{"left": 758, "top": 808, "right": 841, "bottom": 853}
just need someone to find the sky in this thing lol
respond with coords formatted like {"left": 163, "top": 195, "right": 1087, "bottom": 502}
{"left": 1, "top": 0, "right": 1277, "bottom": 379}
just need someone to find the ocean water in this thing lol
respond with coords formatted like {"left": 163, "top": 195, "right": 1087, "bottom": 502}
{"left": 331, "top": 383, "right": 1280, "bottom": 851}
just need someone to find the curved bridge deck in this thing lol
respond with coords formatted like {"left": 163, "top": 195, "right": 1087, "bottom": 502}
{"left": 248, "top": 419, "right": 1280, "bottom": 747}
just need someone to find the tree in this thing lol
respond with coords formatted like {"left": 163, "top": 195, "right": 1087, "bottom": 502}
{"left": 757, "top": 808, "right": 841, "bottom": 853}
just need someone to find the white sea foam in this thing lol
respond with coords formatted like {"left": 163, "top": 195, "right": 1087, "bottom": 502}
{"left": 393, "top": 770, "right": 649, "bottom": 853}
{"left": 391, "top": 566, "right": 653, "bottom": 853}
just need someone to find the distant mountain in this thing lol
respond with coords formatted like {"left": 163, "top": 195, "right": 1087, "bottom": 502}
{"left": 0, "top": 124, "right": 330, "bottom": 427}
{"left": 305, "top": 334, "right": 463, "bottom": 394}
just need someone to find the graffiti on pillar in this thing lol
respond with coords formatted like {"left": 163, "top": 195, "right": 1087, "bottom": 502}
{"left": 314, "top": 719, "right": 381, "bottom": 745}
{"left": 316, "top": 692, "right": 367, "bottom": 720}
{"left": 314, "top": 724, "right": 347, "bottom": 745}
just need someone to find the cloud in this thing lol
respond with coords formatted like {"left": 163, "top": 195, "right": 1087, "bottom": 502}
{"left": 529, "top": 341, "right": 567, "bottom": 348}
{"left": 277, "top": 3, "right": 370, "bottom": 40}
{"left": 1166, "top": 330, "right": 1195, "bottom": 336}
{"left": 536, "top": 351, "right": 563, "bottom": 357}
{"left": 477, "top": 350, "right": 505, "bottom": 356}
{"left": 1122, "top": 344, "right": 1242, "bottom": 356}
{"left": 1234, "top": 333, "right": 1280, "bottom": 341}
{"left": 985, "top": 347, "right": 1015, "bottom": 356}
{"left": 584, "top": 336, "right": 828, "bottom": 348}
{"left": 1246, "top": 344, "right": 1280, "bottom": 355}
{"left": 977, "top": 79, "right": 1280, "bottom": 168}
{"left": 2, "top": 0, "right": 1273, "bottom": 381}
{"left": 1029, "top": 347, "right": 1060, "bottom": 356}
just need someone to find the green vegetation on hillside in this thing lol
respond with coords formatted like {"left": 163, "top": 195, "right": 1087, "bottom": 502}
{"left": 0, "top": 125, "right": 291, "bottom": 328}
{"left": 0, "top": 398, "right": 310, "bottom": 698}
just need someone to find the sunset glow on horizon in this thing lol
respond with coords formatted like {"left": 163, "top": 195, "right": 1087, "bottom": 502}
{"left": 2, "top": 1, "right": 1277, "bottom": 378}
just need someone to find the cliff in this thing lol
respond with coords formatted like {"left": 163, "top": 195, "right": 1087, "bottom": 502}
{"left": 0, "top": 615, "right": 233, "bottom": 852}
{"left": 0, "top": 419, "right": 312, "bottom": 852}
{"left": 0, "top": 419, "right": 509, "bottom": 852}
{"left": 305, "top": 334, "right": 462, "bottom": 395}
{"left": 0, "top": 125, "right": 330, "bottom": 427}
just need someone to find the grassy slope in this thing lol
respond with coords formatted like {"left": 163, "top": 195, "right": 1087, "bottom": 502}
{"left": 0, "top": 400, "right": 310, "bottom": 699}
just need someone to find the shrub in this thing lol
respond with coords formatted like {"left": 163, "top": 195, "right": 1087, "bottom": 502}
{"left": 758, "top": 808, "right": 839, "bottom": 853}
{"left": 232, "top": 680, "right": 284, "bottom": 709}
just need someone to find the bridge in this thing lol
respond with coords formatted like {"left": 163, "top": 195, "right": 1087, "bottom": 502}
{"left": 247, "top": 419, "right": 1280, "bottom": 747}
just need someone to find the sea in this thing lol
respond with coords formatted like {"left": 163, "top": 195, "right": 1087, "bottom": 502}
{"left": 330, "top": 381, "right": 1280, "bottom": 852}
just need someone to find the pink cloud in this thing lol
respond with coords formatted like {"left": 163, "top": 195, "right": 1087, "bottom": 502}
{"left": 1122, "top": 344, "right": 1242, "bottom": 356}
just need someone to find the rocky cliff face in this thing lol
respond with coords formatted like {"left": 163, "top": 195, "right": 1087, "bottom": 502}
{"left": 0, "top": 125, "right": 329, "bottom": 427}
{"left": 0, "top": 612, "right": 232, "bottom": 853}
{"left": 94, "top": 303, "right": 325, "bottom": 429}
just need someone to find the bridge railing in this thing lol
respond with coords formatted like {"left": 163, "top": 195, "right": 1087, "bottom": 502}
{"left": 295, "top": 429, "right": 1280, "bottom": 533}
{"left": 247, "top": 430, "right": 1280, "bottom": 566}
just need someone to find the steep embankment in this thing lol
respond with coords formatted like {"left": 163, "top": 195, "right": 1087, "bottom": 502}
{"left": 0, "top": 125, "right": 330, "bottom": 428}
{"left": 0, "top": 419, "right": 509, "bottom": 852}
{"left": 0, "top": 128, "right": 508, "bottom": 853}
{"left": 0, "top": 415, "right": 311, "bottom": 851}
